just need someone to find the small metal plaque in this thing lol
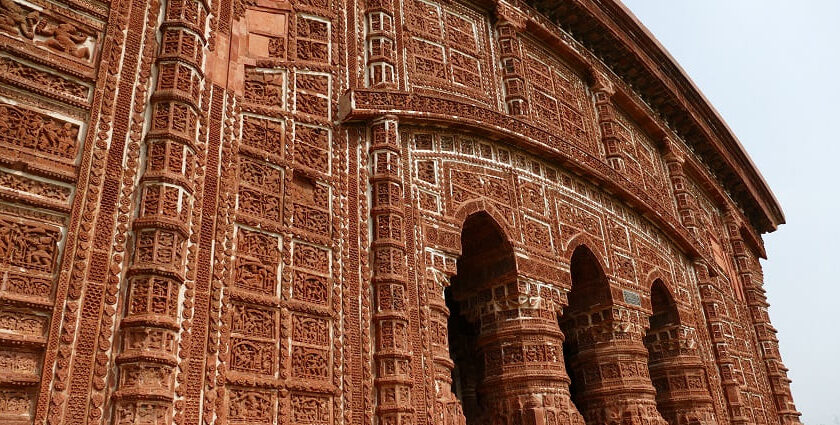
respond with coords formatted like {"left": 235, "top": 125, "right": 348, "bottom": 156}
{"left": 622, "top": 289, "right": 641, "bottom": 306}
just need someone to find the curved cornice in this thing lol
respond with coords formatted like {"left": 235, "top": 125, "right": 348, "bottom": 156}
{"left": 525, "top": 0, "right": 784, "bottom": 233}
{"left": 340, "top": 89, "right": 707, "bottom": 259}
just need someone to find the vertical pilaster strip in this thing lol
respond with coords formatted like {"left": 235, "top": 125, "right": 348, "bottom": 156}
{"left": 110, "top": 0, "right": 209, "bottom": 420}
{"left": 369, "top": 116, "right": 414, "bottom": 424}
{"left": 724, "top": 211, "right": 803, "bottom": 425}
{"left": 359, "top": 126, "right": 375, "bottom": 425}
{"left": 363, "top": 0, "right": 397, "bottom": 88}
{"left": 663, "top": 142, "right": 698, "bottom": 236}
{"left": 694, "top": 261, "right": 750, "bottom": 425}
{"left": 593, "top": 79, "right": 626, "bottom": 172}
{"left": 50, "top": 0, "right": 162, "bottom": 421}
{"left": 495, "top": 1, "right": 528, "bottom": 115}
{"left": 666, "top": 145, "right": 749, "bottom": 424}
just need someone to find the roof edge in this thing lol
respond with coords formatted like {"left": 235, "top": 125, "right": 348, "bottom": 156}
{"left": 611, "top": 0, "right": 785, "bottom": 229}
{"left": 525, "top": 0, "right": 785, "bottom": 232}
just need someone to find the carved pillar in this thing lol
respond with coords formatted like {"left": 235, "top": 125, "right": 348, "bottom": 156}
{"left": 563, "top": 304, "right": 667, "bottom": 425}
{"left": 364, "top": 0, "right": 397, "bottom": 87}
{"left": 646, "top": 321, "right": 718, "bottom": 425}
{"left": 456, "top": 275, "right": 584, "bottom": 425}
{"left": 663, "top": 141, "right": 698, "bottom": 236}
{"left": 495, "top": 0, "right": 528, "bottom": 115}
{"left": 425, "top": 250, "right": 466, "bottom": 425}
{"left": 593, "top": 76, "right": 627, "bottom": 171}
{"left": 723, "top": 211, "right": 803, "bottom": 425}
{"left": 112, "top": 0, "right": 207, "bottom": 421}
{"left": 665, "top": 145, "right": 748, "bottom": 424}
{"left": 694, "top": 261, "right": 749, "bottom": 425}
{"left": 369, "top": 116, "right": 414, "bottom": 424}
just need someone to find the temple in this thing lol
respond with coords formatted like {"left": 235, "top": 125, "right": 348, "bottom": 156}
{"left": 0, "top": 0, "right": 802, "bottom": 423}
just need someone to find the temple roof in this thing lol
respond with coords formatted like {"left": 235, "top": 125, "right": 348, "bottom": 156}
{"left": 527, "top": 0, "right": 784, "bottom": 233}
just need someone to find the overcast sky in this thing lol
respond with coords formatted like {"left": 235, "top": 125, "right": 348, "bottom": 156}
{"left": 618, "top": 1, "right": 839, "bottom": 424}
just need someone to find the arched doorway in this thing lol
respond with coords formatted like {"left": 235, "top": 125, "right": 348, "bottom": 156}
{"left": 559, "top": 245, "right": 613, "bottom": 413}
{"left": 649, "top": 279, "right": 679, "bottom": 331}
{"left": 644, "top": 279, "right": 717, "bottom": 425}
{"left": 646, "top": 279, "right": 680, "bottom": 420}
{"left": 446, "top": 211, "right": 516, "bottom": 424}
{"left": 559, "top": 245, "right": 667, "bottom": 425}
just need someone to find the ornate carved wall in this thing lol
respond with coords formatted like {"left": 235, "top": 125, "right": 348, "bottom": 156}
{"left": 0, "top": 0, "right": 801, "bottom": 423}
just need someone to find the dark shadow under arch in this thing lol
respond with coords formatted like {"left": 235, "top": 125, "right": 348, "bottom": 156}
{"left": 649, "top": 279, "right": 680, "bottom": 331}
{"left": 559, "top": 244, "right": 613, "bottom": 412}
{"left": 446, "top": 211, "right": 517, "bottom": 425}
{"left": 566, "top": 244, "right": 612, "bottom": 311}
{"left": 645, "top": 278, "right": 681, "bottom": 421}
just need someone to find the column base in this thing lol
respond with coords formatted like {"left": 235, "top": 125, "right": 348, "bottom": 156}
{"left": 579, "top": 398, "right": 667, "bottom": 425}
{"left": 481, "top": 392, "right": 585, "bottom": 425}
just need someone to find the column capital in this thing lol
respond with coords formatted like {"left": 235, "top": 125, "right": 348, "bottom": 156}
{"left": 494, "top": 0, "right": 527, "bottom": 30}
{"left": 590, "top": 69, "right": 615, "bottom": 96}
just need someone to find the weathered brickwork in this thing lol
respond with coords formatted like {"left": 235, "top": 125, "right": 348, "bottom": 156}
{"left": 0, "top": 0, "right": 800, "bottom": 424}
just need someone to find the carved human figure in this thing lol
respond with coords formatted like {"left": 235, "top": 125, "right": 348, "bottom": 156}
{"left": 0, "top": 0, "right": 36, "bottom": 38}
{"left": 35, "top": 20, "right": 90, "bottom": 58}
{"left": 27, "top": 232, "right": 56, "bottom": 269}
{"left": 0, "top": 223, "right": 15, "bottom": 260}
{"left": 39, "top": 121, "right": 75, "bottom": 156}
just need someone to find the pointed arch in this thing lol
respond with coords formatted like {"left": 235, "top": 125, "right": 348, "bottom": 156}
{"left": 642, "top": 270, "right": 686, "bottom": 329}
{"left": 563, "top": 232, "right": 611, "bottom": 276}
{"left": 453, "top": 199, "right": 515, "bottom": 247}
{"left": 453, "top": 210, "right": 517, "bottom": 296}
{"left": 644, "top": 268, "right": 676, "bottom": 313}
{"left": 446, "top": 209, "right": 518, "bottom": 424}
{"left": 566, "top": 243, "right": 614, "bottom": 311}
{"left": 649, "top": 278, "right": 680, "bottom": 330}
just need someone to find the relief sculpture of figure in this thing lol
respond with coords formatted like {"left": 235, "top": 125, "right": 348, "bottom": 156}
{"left": 38, "top": 120, "right": 78, "bottom": 157}
{"left": 26, "top": 230, "right": 57, "bottom": 271}
{"left": 0, "top": 0, "right": 37, "bottom": 38}
{"left": 35, "top": 19, "right": 90, "bottom": 59}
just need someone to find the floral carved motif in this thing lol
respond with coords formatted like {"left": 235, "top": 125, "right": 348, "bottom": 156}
{"left": 0, "top": 57, "right": 90, "bottom": 104}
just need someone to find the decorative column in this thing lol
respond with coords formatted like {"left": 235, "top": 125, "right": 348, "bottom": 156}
{"left": 562, "top": 304, "right": 667, "bottom": 425}
{"left": 593, "top": 76, "right": 626, "bottom": 170}
{"left": 363, "top": 0, "right": 397, "bottom": 87}
{"left": 425, "top": 250, "right": 466, "bottom": 425}
{"left": 646, "top": 318, "right": 718, "bottom": 424}
{"left": 369, "top": 116, "right": 414, "bottom": 424}
{"left": 723, "top": 210, "right": 803, "bottom": 425}
{"left": 693, "top": 262, "right": 749, "bottom": 425}
{"left": 665, "top": 142, "right": 749, "bottom": 424}
{"left": 663, "top": 143, "right": 698, "bottom": 236}
{"left": 495, "top": 0, "right": 528, "bottom": 115}
{"left": 112, "top": 0, "right": 207, "bottom": 421}
{"left": 456, "top": 275, "right": 584, "bottom": 425}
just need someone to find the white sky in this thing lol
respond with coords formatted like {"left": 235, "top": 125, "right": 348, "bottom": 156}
{"left": 619, "top": 1, "right": 840, "bottom": 424}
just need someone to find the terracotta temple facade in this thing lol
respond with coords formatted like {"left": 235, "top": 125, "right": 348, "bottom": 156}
{"left": 0, "top": 0, "right": 802, "bottom": 423}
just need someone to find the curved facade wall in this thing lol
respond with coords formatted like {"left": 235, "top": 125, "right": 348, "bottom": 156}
{"left": 0, "top": 0, "right": 800, "bottom": 424}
